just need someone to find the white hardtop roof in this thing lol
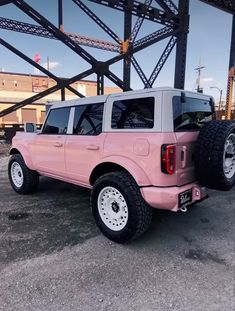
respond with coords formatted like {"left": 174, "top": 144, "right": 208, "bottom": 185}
{"left": 50, "top": 87, "right": 212, "bottom": 109}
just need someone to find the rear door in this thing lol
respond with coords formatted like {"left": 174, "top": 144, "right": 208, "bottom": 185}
{"left": 173, "top": 94, "right": 214, "bottom": 186}
{"left": 65, "top": 102, "right": 105, "bottom": 186}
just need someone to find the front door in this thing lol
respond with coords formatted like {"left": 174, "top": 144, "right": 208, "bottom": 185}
{"left": 30, "top": 107, "right": 71, "bottom": 177}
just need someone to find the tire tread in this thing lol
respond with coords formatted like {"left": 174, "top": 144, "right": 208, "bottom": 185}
{"left": 8, "top": 154, "right": 39, "bottom": 194}
{"left": 91, "top": 171, "right": 153, "bottom": 243}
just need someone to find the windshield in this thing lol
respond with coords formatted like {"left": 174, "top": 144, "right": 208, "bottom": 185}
{"left": 173, "top": 96, "right": 213, "bottom": 131}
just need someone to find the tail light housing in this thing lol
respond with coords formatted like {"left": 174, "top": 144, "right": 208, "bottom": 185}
{"left": 161, "top": 144, "right": 176, "bottom": 174}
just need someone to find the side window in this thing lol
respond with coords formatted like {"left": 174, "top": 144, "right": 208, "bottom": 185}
{"left": 73, "top": 103, "right": 104, "bottom": 135}
{"left": 111, "top": 97, "right": 154, "bottom": 129}
{"left": 42, "top": 107, "right": 70, "bottom": 134}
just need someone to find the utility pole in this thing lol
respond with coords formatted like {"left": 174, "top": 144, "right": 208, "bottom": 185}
{"left": 195, "top": 59, "right": 205, "bottom": 93}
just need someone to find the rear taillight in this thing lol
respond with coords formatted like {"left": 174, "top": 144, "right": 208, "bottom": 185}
{"left": 161, "top": 144, "right": 176, "bottom": 175}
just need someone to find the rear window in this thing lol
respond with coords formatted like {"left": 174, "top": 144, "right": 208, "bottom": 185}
{"left": 173, "top": 96, "right": 213, "bottom": 131}
{"left": 111, "top": 97, "right": 154, "bottom": 129}
{"left": 73, "top": 103, "right": 104, "bottom": 135}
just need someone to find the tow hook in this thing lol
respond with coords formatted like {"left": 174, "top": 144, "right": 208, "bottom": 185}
{"left": 180, "top": 206, "right": 188, "bottom": 212}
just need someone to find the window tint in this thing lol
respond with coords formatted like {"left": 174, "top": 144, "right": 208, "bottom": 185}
{"left": 112, "top": 97, "right": 154, "bottom": 129}
{"left": 42, "top": 107, "right": 70, "bottom": 134}
{"left": 173, "top": 96, "right": 213, "bottom": 131}
{"left": 73, "top": 103, "right": 104, "bottom": 135}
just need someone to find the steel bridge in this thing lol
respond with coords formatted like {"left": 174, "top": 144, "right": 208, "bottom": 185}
{"left": 0, "top": 0, "right": 234, "bottom": 119}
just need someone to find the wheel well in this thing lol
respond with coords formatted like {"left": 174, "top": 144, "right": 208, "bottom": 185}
{"left": 90, "top": 162, "right": 128, "bottom": 185}
{"left": 9, "top": 148, "right": 20, "bottom": 155}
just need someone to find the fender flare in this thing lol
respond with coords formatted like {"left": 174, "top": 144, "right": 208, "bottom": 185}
{"left": 90, "top": 156, "right": 151, "bottom": 186}
{"left": 10, "top": 145, "right": 36, "bottom": 170}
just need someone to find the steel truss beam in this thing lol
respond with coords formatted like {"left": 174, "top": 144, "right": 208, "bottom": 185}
{"left": 0, "top": 38, "right": 87, "bottom": 100}
{"left": 131, "top": 0, "right": 153, "bottom": 42}
{"left": 131, "top": 56, "right": 150, "bottom": 87}
{"left": 12, "top": 0, "right": 128, "bottom": 90}
{"left": 0, "top": 0, "right": 186, "bottom": 117}
{"left": 0, "top": 17, "right": 120, "bottom": 52}
{"left": 148, "top": 35, "right": 177, "bottom": 86}
{"left": 0, "top": 68, "right": 94, "bottom": 117}
{"left": 174, "top": 0, "right": 189, "bottom": 89}
{"left": 88, "top": 0, "right": 178, "bottom": 25}
{"left": 132, "top": 36, "right": 177, "bottom": 88}
{"left": 199, "top": 0, "right": 235, "bottom": 15}
{"left": 154, "top": 0, "right": 178, "bottom": 15}
{"left": 72, "top": 0, "right": 120, "bottom": 43}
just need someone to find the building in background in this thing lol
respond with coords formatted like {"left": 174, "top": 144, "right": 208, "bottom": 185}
{"left": 0, "top": 72, "right": 120, "bottom": 126}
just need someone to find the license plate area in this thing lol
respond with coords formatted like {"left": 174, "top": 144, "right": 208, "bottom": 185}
{"left": 179, "top": 189, "right": 192, "bottom": 208}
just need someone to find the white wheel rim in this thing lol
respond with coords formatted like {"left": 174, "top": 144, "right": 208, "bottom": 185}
{"left": 97, "top": 186, "right": 128, "bottom": 231}
{"left": 223, "top": 133, "right": 235, "bottom": 179}
{"left": 11, "top": 162, "right": 24, "bottom": 188}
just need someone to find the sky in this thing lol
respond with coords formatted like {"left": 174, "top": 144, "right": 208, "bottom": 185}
{"left": 0, "top": 0, "right": 233, "bottom": 103}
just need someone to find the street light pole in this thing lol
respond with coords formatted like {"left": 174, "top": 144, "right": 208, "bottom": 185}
{"left": 210, "top": 86, "right": 223, "bottom": 111}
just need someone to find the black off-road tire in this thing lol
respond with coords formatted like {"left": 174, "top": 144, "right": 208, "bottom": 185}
{"left": 91, "top": 171, "right": 153, "bottom": 243}
{"left": 8, "top": 154, "right": 39, "bottom": 194}
{"left": 194, "top": 120, "right": 235, "bottom": 191}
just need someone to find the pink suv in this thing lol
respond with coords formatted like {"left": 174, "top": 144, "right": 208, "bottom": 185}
{"left": 8, "top": 88, "right": 235, "bottom": 242}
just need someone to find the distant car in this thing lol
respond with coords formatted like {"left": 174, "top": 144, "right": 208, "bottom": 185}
{"left": 8, "top": 88, "right": 235, "bottom": 243}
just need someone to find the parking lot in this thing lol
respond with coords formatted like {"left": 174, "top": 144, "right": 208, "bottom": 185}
{"left": 0, "top": 150, "right": 234, "bottom": 311}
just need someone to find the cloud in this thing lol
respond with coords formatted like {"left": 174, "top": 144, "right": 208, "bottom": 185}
{"left": 42, "top": 61, "right": 60, "bottom": 70}
{"left": 201, "top": 77, "right": 214, "bottom": 83}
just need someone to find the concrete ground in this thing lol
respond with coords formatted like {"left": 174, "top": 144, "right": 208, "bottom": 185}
{"left": 0, "top": 153, "right": 234, "bottom": 311}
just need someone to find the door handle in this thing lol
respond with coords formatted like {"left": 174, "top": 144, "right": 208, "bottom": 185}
{"left": 54, "top": 142, "right": 63, "bottom": 147}
{"left": 181, "top": 146, "right": 187, "bottom": 168}
{"left": 86, "top": 145, "right": 99, "bottom": 150}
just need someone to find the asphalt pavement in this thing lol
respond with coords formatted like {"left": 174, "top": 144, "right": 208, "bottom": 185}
{"left": 0, "top": 155, "right": 234, "bottom": 311}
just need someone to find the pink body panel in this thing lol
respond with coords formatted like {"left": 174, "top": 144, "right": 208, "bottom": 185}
{"left": 64, "top": 133, "right": 106, "bottom": 186}
{"left": 30, "top": 134, "right": 67, "bottom": 176}
{"left": 141, "top": 182, "right": 207, "bottom": 212}
{"left": 11, "top": 129, "right": 204, "bottom": 212}
{"left": 103, "top": 132, "right": 175, "bottom": 186}
{"left": 10, "top": 132, "right": 37, "bottom": 170}
{"left": 175, "top": 131, "right": 199, "bottom": 186}
{"left": 103, "top": 131, "right": 198, "bottom": 187}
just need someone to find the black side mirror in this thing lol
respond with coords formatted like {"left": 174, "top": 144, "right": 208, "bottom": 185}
{"left": 24, "top": 123, "right": 37, "bottom": 133}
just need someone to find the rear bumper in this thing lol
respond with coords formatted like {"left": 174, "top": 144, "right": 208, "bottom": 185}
{"left": 140, "top": 183, "right": 208, "bottom": 212}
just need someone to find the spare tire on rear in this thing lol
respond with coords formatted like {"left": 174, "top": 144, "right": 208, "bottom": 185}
{"left": 194, "top": 120, "right": 235, "bottom": 191}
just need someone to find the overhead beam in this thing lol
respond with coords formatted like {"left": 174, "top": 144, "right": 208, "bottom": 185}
{"left": 174, "top": 0, "right": 189, "bottom": 89}
{"left": 0, "top": 17, "right": 120, "bottom": 52}
{"left": 154, "top": 0, "right": 178, "bottom": 15}
{"left": 12, "top": 0, "right": 130, "bottom": 91}
{"left": 58, "top": 0, "right": 63, "bottom": 31}
{"left": 133, "top": 26, "right": 177, "bottom": 52}
{"left": 199, "top": 0, "right": 235, "bottom": 15}
{"left": 9, "top": 0, "right": 177, "bottom": 90}
{"left": 0, "top": 0, "right": 12, "bottom": 6}
{"left": 13, "top": 0, "right": 97, "bottom": 66}
{"left": 123, "top": 0, "right": 132, "bottom": 89}
{"left": 131, "top": 0, "right": 153, "bottom": 42}
{"left": 0, "top": 37, "right": 85, "bottom": 99}
{"left": 0, "top": 0, "right": 187, "bottom": 117}
{"left": 148, "top": 35, "right": 176, "bottom": 87}
{"left": 72, "top": 0, "right": 120, "bottom": 43}
{"left": 88, "top": 0, "right": 178, "bottom": 25}
{"left": 0, "top": 68, "right": 94, "bottom": 117}
{"left": 131, "top": 56, "right": 150, "bottom": 87}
